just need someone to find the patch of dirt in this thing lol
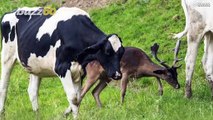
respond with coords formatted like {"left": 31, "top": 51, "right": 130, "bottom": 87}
{"left": 53, "top": 0, "right": 125, "bottom": 10}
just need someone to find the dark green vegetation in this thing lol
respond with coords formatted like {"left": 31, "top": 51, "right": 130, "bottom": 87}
{"left": 0, "top": 0, "right": 212, "bottom": 119}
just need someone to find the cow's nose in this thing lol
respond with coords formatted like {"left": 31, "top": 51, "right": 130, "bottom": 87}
{"left": 112, "top": 71, "right": 122, "bottom": 80}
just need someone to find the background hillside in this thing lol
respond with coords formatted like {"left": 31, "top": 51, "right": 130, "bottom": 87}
{"left": 0, "top": 0, "right": 212, "bottom": 120}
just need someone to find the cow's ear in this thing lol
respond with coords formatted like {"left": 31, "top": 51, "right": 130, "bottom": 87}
{"left": 85, "top": 39, "right": 107, "bottom": 53}
{"left": 77, "top": 39, "right": 107, "bottom": 62}
{"left": 153, "top": 69, "right": 166, "bottom": 74}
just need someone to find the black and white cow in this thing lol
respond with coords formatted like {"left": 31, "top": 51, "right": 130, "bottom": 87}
{"left": 0, "top": 7, "right": 124, "bottom": 118}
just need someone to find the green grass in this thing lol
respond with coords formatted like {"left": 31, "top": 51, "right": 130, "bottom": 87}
{"left": 0, "top": 0, "right": 213, "bottom": 120}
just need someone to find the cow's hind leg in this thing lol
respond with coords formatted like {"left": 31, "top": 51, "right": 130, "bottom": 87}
{"left": 0, "top": 41, "right": 16, "bottom": 113}
{"left": 202, "top": 34, "right": 210, "bottom": 73}
{"left": 28, "top": 74, "right": 41, "bottom": 111}
{"left": 185, "top": 32, "right": 203, "bottom": 98}
{"left": 204, "top": 33, "right": 213, "bottom": 98}
{"left": 59, "top": 70, "right": 81, "bottom": 119}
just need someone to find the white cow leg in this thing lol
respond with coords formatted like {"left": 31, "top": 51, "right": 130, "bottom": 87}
{"left": 28, "top": 74, "right": 41, "bottom": 111}
{"left": 205, "top": 33, "right": 213, "bottom": 98}
{"left": 185, "top": 33, "right": 202, "bottom": 98}
{"left": 59, "top": 70, "right": 81, "bottom": 119}
{"left": 202, "top": 34, "right": 210, "bottom": 73}
{"left": 0, "top": 41, "right": 16, "bottom": 114}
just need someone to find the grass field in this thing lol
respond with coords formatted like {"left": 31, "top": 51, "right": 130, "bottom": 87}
{"left": 0, "top": 0, "right": 213, "bottom": 120}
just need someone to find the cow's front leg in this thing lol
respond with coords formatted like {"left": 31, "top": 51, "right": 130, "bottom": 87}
{"left": 185, "top": 33, "right": 202, "bottom": 98}
{"left": 59, "top": 70, "right": 81, "bottom": 119}
{"left": 28, "top": 74, "right": 41, "bottom": 111}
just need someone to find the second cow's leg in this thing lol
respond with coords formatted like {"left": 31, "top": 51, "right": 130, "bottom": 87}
{"left": 28, "top": 74, "right": 41, "bottom": 111}
{"left": 202, "top": 34, "right": 210, "bottom": 73}
{"left": 204, "top": 33, "right": 213, "bottom": 98}
{"left": 185, "top": 32, "right": 202, "bottom": 98}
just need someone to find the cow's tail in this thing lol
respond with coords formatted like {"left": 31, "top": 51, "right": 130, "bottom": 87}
{"left": 0, "top": 13, "right": 7, "bottom": 45}
{"left": 173, "top": 0, "right": 188, "bottom": 40}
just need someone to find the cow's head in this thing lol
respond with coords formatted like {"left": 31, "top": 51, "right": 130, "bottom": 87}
{"left": 151, "top": 43, "right": 181, "bottom": 89}
{"left": 78, "top": 34, "right": 125, "bottom": 80}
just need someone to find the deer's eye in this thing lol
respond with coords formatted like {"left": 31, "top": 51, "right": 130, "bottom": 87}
{"left": 168, "top": 73, "right": 172, "bottom": 77}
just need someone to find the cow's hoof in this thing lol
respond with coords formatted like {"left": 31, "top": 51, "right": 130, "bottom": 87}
{"left": 0, "top": 108, "right": 5, "bottom": 115}
{"left": 63, "top": 111, "right": 70, "bottom": 118}
{"left": 63, "top": 112, "right": 68, "bottom": 118}
{"left": 0, "top": 110, "right": 5, "bottom": 119}
{"left": 185, "top": 90, "right": 192, "bottom": 98}
{"left": 159, "top": 90, "right": 163, "bottom": 96}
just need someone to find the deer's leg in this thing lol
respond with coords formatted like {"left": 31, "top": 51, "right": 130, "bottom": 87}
{"left": 80, "top": 77, "right": 99, "bottom": 103}
{"left": 185, "top": 32, "right": 202, "bottom": 98}
{"left": 92, "top": 77, "right": 112, "bottom": 107}
{"left": 120, "top": 73, "right": 128, "bottom": 103}
{"left": 156, "top": 77, "right": 163, "bottom": 96}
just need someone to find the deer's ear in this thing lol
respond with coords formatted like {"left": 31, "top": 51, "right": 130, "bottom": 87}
{"left": 153, "top": 70, "right": 166, "bottom": 74}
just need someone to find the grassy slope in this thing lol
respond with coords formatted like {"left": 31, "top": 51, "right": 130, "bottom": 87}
{"left": 0, "top": 0, "right": 213, "bottom": 120}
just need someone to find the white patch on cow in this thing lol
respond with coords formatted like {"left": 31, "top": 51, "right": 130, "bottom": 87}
{"left": 108, "top": 35, "right": 121, "bottom": 52}
{"left": 36, "top": 7, "right": 90, "bottom": 40}
{"left": 115, "top": 71, "right": 121, "bottom": 77}
{"left": 70, "top": 62, "right": 83, "bottom": 83}
{"left": 26, "top": 40, "right": 61, "bottom": 77}
{"left": 2, "top": 12, "right": 19, "bottom": 30}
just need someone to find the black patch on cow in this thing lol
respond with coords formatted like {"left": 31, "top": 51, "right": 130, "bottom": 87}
{"left": 10, "top": 26, "right": 15, "bottom": 42}
{"left": 15, "top": 9, "right": 107, "bottom": 77}
{"left": 1, "top": 21, "right": 11, "bottom": 43}
{"left": 1, "top": 10, "right": 19, "bottom": 43}
{"left": 54, "top": 15, "right": 106, "bottom": 77}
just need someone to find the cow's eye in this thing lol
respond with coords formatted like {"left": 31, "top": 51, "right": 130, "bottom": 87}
{"left": 105, "top": 47, "right": 113, "bottom": 55}
{"left": 105, "top": 49, "right": 111, "bottom": 55}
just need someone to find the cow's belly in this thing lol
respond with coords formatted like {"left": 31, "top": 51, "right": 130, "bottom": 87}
{"left": 26, "top": 53, "right": 56, "bottom": 77}
{"left": 18, "top": 41, "right": 61, "bottom": 77}
{"left": 18, "top": 40, "right": 84, "bottom": 78}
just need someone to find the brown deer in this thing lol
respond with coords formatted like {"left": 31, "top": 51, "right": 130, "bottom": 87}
{"left": 80, "top": 43, "right": 181, "bottom": 107}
